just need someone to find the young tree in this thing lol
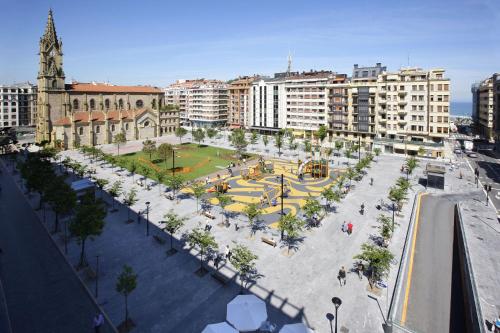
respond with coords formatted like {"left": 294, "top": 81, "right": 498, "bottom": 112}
{"left": 190, "top": 182, "right": 206, "bottom": 212}
{"left": 243, "top": 202, "right": 263, "bottom": 236}
{"left": 45, "top": 178, "right": 77, "bottom": 233}
{"left": 229, "top": 129, "right": 248, "bottom": 158}
{"left": 303, "top": 140, "right": 312, "bottom": 154}
{"left": 69, "top": 194, "right": 106, "bottom": 267}
{"left": 303, "top": 195, "right": 323, "bottom": 226}
{"left": 274, "top": 133, "right": 284, "bottom": 155}
{"left": 217, "top": 194, "right": 232, "bottom": 225}
{"left": 113, "top": 132, "right": 126, "bottom": 156}
{"left": 108, "top": 180, "right": 123, "bottom": 211}
{"left": 346, "top": 167, "right": 357, "bottom": 187}
{"left": 206, "top": 128, "right": 217, "bottom": 141}
{"left": 335, "top": 141, "right": 343, "bottom": 156}
{"left": 187, "top": 228, "right": 218, "bottom": 272}
{"left": 94, "top": 178, "right": 109, "bottom": 199}
{"left": 316, "top": 125, "right": 328, "bottom": 145}
{"left": 157, "top": 143, "right": 173, "bottom": 170}
{"left": 377, "top": 214, "right": 393, "bottom": 240}
{"left": 129, "top": 160, "right": 138, "bottom": 182}
{"left": 405, "top": 157, "right": 418, "bottom": 175}
{"left": 161, "top": 210, "right": 186, "bottom": 254}
{"left": 154, "top": 170, "right": 166, "bottom": 195}
{"left": 354, "top": 243, "right": 394, "bottom": 287}
{"left": 192, "top": 128, "right": 205, "bottom": 146}
{"left": 142, "top": 139, "right": 157, "bottom": 161}
{"left": 388, "top": 186, "right": 406, "bottom": 211}
{"left": 140, "top": 165, "right": 151, "bottom": 189}
{"left": 277, "top": 213, "right": 305, "bottom": 254}
{"left": 417, "top": 146, "right": 426, "bottom": 157}
{"left": 165, "top": 174, "right": 185, "bottom": 198}
{"left": 396, "top": 177, "right": 411, "bottom": 192}
{"left": 175, "top": 126, "right": 188, "bottom": 144}
{"left": 288, "top": 134, "right": 295, "bottom": 150}
{"left": 250, "top": 131, "right": 259, "bottom": 149}
{"left": 262, "top": 134, "right": 269, "bottom": 148}
{"left": 229, "top": 244, "right": 258, "bottom": 293}
{"left": 122, "top": 188, "right": 138, "bottom": 223}
{"left": 373, "top": 147, "right": 381, "bottom": 160}
{"left": 116, "top": 265, "right": 138, "bottom": 330}
{"left": 321, "top": 186, "right": 341, "bottom": 211}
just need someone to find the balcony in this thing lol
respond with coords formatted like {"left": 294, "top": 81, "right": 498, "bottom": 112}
{"left": 379, "top": 118, "right": 387, "bottom": 123}
{"left": 378, "top": 99, "right": 387, "bottom": 105}
{"left": 373, "top": 137, "right": 444, "bottom": 148}
{"left": 398, "top": 100, "right": 407, "bottom": 105}
{"left": 397, "top": 109, "right": 407, "bottom": 115}
{"left": 378, "top": 108, "right": 387, "bottom": 115}
{"left": 398, "top": 91, "right": 407, "bottom": 96}
{"left": 398, "top": 118, "right": 407, "bottom": 124}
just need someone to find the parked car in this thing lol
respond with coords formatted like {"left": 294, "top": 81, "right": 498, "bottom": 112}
{"left": 467, "top": 152, "right": 478, "bottom": 158}
{"left": 454, "top": 148, "right": 462, "bottom": 154}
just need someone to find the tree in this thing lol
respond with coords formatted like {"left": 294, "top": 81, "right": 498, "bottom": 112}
{"left": 262, "top": 135, "right": 269, "bottom": 148}
{"left": 354, "top": 243, "right": 394, "bottom": 287}
{"left": 243, "top": 202, "right": 263, "bottom": 236}
{"left": 187, "top": 228, "right": 218, "bottom": 272}
{"left": 122, "top": 188, "right": 138, "bottom": 223}
{"left": 373, "top": 147, "right": 381, "bottom": 160}
{"left": 206, "top": 128, "right": 217, "bottom": 141}
{"left": 303, "top": 195, "right": 323, "bottom": 226}
{"left": 217, "top": 194, "right": 232, "bottom": 225}
{"left": 377, "top": 214, "right": 393, "bottom": 240}
{"left": 165, "top": 174, "right": 184, "bottom": 198}
{"left": 69, "top": 193, "right": 106, "bottom": 267}
{"left": 95, "top": 178, "right": 109, "bottom": 199}
{"left": 175, "top": 127, "right": 188, "bottom": 144}
{"left": 417, "top": 146, "right": 426, "bottom": 156}
{"left": 162, "top": 210, "right": 186, "bottom": 254}
{"left": 108, "top": 180, "right": 123, "bottom": 211}
{"left": 113, "top": 132, "right": 126, "bottom": 156}
{"left": 229, "top": 129, "right": 248, "bottom": 158}
{"left": 140, "top": 165, "right": 151, "bottom": 189}
{"left": 277, "top": 213, "right": 305, "bottom": 254}
{"left": 303, "top": 140, "right": 312, "bottom": 154}
{"left": 335, "top": 141, "right": 343, "bottom": 156}
{"left": 396, "top": 177, "right": 411, "bottom": 192}
{"left": 405, "top": 157, "right": 418, "bottom": 175}
{"left": 142, "top": 139, "right": 157, "bottom": 161}
{"left": 273, "top": 133, "right": 283, "bottom": 155}
{"left": 155, "top": 170, "right": 166, "bottom": 195}
{"left": 250, "top": 131, "right": 259, "bottom": 148}
{"left": 345, "top": 148, "right": 352, "bottom": 163}
{"left": 190, "top": 182, "right": 206, "bottom": 212}
{"left": 116, "top": 265, "right": 138, "bottom": 330}
{"left": 45, "top": 178, "right": 77, "bottom": 233}
{"left": 316, "top": 125, "right": 328, "bottom": 145}
{"left": 346, "top": 167, "right": 357, "bottom": 187}
{"left": 192, "top": 128, "right": 205, "bottom": 146}
{"left": 388, "top": 186, "right": 406, "bottom": 211}
{"left": 157, "top": 143, "right": 173, "bottom": 170}
{"left": 129, "top": 160, "right": 138, "bottom": 182}
{"left": 229, "top": 244, "right": 258, "bottom": 293}
{"left": 288, "top": 134, "right": 296, "bottom": 150}
{"left": 321, "top": 186, "right": 340, "bottom": 211}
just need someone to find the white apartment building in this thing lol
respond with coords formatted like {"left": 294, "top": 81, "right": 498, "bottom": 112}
{"left": 248, "top": 76, "right": 287, "bottom": 132}
{"left": 473, "top": 76, "right": 495, "bottom": 141}
{"left": 0, "top": 82, "right": 37, "bottom": 128}
{"left": 165, "top": 80, "right": 189, "bottom": 125}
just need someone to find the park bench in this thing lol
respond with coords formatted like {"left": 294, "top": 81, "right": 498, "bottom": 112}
{"left": 153, "top": 235, "right": 166, "bottom": 245}
{"left": 261, "top": 236, "right": 277, "bottom": 247}
{"left": 203, "top": 211, "right": 216, "bottom": 219}
{"left": 85, "top": 266, "right": 97, "bottom": 280}
{"left": 211, "top": 271, "right": 230, "bottom": 285}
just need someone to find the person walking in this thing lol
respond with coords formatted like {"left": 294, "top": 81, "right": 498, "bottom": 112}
{"left": 225, "top": 245, "right": 232, "bottom": 261}
{"left": 214, "top": 254, "right": 221, "bottom": 270}
{"left": 338, "top": 266, "right": 346, "bottom": 286}
{"left": 347, "top": 222, "right": 353, "bottom": 235}
{"left": 342, "top": 221, "right": 347, "bottom": 233}
{"left": 357, "top": 262, "right": 364, "bottom": 280}
{"left": 93, "top": 312, "right": 104, "bottom": 333}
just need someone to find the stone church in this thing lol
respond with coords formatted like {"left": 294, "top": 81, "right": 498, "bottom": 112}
{"left": 36, "top": 10, "right": 179, "bottom": 148}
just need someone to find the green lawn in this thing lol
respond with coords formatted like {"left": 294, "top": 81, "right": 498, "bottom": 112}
{"left": 116, "top": 143, "right": 251, "bottom": 182}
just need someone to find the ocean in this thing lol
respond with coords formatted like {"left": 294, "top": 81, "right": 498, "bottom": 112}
{"left": 450, "top": 101, "right": 472, "bottom": 117}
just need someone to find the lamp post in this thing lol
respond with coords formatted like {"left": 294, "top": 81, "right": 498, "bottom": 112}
{"left": 392, "top": 202, "right": 396, "bottom": 232}
{"left": 172, "top": 149, "right": 176, "bottom": 177}
{"left": 358, "top": 136, "right": 361, "bottom": 163}
{"left": 484, "top": 184, "right": 492, "bottom": 206}
{"left": 331, "top": 297, "right": 342, "bottom": 333}
{"left": 281, "top": 173, "right": 284, "bottom": 216}
{"left": 145, "top": 201, "right": 150, "bottom": 236}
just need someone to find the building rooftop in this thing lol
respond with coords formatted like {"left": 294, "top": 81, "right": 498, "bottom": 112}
{"left": 66, "top": 82, "right": 162, "bottom": 94}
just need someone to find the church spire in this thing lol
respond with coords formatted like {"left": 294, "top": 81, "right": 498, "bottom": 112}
{"left": 42, "top": 8, "right": 58, "bottom": 45}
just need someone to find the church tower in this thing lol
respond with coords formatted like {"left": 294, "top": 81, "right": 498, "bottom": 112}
{"left": 36, "top": 9, "right": 66, "bottom": 143}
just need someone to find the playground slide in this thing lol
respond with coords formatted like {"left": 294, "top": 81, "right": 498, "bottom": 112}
{"left": 297, "top": 158, "right": 313, "bottom": 175}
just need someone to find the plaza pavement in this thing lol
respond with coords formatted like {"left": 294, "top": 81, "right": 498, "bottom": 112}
{"left": 52, "top": 142, "right": 421, "bottom": 332}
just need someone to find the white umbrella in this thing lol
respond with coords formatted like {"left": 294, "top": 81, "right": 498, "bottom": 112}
{"left": 279, "top": 323, "right": 315, "bottom": 333}
{"left": 202, "top": 322, "right": 239, "bottom": 333}
{"left": 226, "top": 295, "right": 267, "bottom": 332}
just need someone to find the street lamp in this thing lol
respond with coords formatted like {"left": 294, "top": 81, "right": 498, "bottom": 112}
{"left": 331, "top": 296, "right": 342, "bottom": 333}
{"left": 392, "top": 202, "right": 396, "bottom": 232}
{"left": 484, "top": 184, "right": 492, "bottom": 206}
{"left": 145, "top": 201, "right": 150, "bottom": 236}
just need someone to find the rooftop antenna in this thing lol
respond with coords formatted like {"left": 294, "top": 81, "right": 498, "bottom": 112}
{"left": 287, "top": 51, "right": 292, "bottom": 76}
{"left": 407, "top": 53, "right": 410, "bottom": 68}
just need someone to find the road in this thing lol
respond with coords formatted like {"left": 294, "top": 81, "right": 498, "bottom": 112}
{"left": 462, "top": 150, "right": 500, "bottom": 214}
{"left": 398, "top": 194, "right": 455, "bottom": 332}
{"left": 0, "top": 161, "right": 114, "bottom": 333}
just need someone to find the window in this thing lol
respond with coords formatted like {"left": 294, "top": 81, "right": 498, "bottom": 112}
{"left": 152, "top": 99, "right": 156, "bottom": 108}
{"left": 105, "top": 99, "right": 110, "bottom": 109}
{"left": 144, "top": 121, "right": 149, "bottom": 127}
{"left": 52, "top": 80, "right": 57, "bottom": 89}
{"left": 89, "top": 99, "right": 96, "bottom": 110}
{"left": 118, "top": 99, "right": 124, "bottom": 109}
{"left": 136, "top": 100, "right": 144, "bottom": 108}
{"left": 79, "top": 127, "right": 83, "bottom": 135}
{"left": 96, "top": 125, "right": 100, "bottom": 134}
{"left": 111, "top": 124, "right": 115, "bottom": 132}
{"left": 125, "top": 123, "right": 129, "bottom": 130}
{"left": 73, "top": 99, "right": 79, "bottom": 110}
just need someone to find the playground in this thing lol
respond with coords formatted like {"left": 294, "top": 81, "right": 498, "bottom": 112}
{"left": 202, "top": 157, "right": 342, "bottom": 227}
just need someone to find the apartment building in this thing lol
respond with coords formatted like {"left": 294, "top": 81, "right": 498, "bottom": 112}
{"left": 473, "top": 74, "right": 500, "bottom": 143}
{"left": 494, "top": 74, "right": 500, "bottom": 143}
{"left": 249, "top": 76, "right": 286, "bottom": 133}
{"left": 0, "top": 82, "right": 37, "bottom": 128}
{"left": 165, "top": 80, "right": 190, "bottom": 126}
{"left": 372, "top": 68, "right": 450, "bottom": 156}
{"left": 188, "top": 80, "right": 228, "bottom": 128}
{"left": 228, "top": 76, "right": 258, "bottom": 128}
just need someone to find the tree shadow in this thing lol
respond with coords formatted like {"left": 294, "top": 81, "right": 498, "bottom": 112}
{"left": 368, "top": 233, "right": 385, "bottom": 247}
{"left": 279, "top": 235, "right": 306, "bottom": 254}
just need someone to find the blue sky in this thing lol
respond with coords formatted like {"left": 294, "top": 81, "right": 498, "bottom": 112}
{"left": 1, "top": 0, "right": 499, "bottom": 102}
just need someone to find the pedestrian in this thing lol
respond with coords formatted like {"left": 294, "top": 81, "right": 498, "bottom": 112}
{"left": 205, "top": 176, "right": 210, "bottom": 184}
{"left": 214, "top": 254, "right": 221, "bottom": 270}
{"left": 225, "top": 245, "right": 230, "bottom": 260}
{"left": 93, "top": 312, "right": 104, "bottom": 333}
{"left": 341, "top": 221, "right": 347, "bottom": 233}
{"left": 357, "top": 262, "right": 364, "bottom": 280}
{"left": 370, "top": 177, "right": 374, "bottom": 186}
{"left": 137, "top": 210, "right": 141, "bottom": 224}
{"left": 347, "top": 222, "right": 353, "bottom": 235}
{"left": 338, "top": 266, "right": 346, "bottom": 286}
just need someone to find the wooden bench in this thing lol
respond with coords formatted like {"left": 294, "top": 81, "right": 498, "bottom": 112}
{"left": 261, "top": 236, "right": 277, "bottom": 247}
{"left": 211, "top": 271, "right": 230, "bottom": 285}
{"left": 203, "top": 211, "right": 216, "bottom": 219}
{"left": 85, "top": 266, "right": 97, "bottom": 280}
{"left": 153, "top": 235, "right": 166, "bottom": 245}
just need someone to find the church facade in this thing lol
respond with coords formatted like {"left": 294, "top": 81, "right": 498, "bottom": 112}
{"left": 36, "top": 10, "right": 178, "bottom": 148}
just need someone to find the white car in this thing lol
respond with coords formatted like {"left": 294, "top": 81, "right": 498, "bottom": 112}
{"left": 467, "top": 152, "right": 478, "bottom": 158}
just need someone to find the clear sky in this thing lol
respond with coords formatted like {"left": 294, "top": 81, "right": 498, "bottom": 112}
{"left": 1, "top": 0, "right": 498, "bottom": 102}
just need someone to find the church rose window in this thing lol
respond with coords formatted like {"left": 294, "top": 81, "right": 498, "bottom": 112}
{"left": 136, "top": 100, "right": 144, "bottom": 108}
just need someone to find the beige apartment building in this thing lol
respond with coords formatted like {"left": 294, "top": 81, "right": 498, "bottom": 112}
{"left": 472, "top": 75, "right": 496, "bottom": 141}
{"left": 228, "top": 76, "right": 257, "bottom": 128}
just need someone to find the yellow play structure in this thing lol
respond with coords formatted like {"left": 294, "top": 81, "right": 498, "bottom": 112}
{"left": 260, "top": 180, "right": 292, "bottom": 207}
{"left": 297, "top": 158, "right": 329, "bottom": 178}
{"left": 241, "top": 159, "right": 274, "bottom": 180}
{"left": 207, "top": 179, "right": 230, "bottom": 193}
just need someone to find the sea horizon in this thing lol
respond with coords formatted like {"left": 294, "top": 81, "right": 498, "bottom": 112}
{"left": 451, "top": 101, "right": 472, "bottom": 117}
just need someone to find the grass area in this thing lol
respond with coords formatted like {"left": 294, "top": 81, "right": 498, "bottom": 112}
{"left": 116, "top": 143, "right": 251, "bottom": 182}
